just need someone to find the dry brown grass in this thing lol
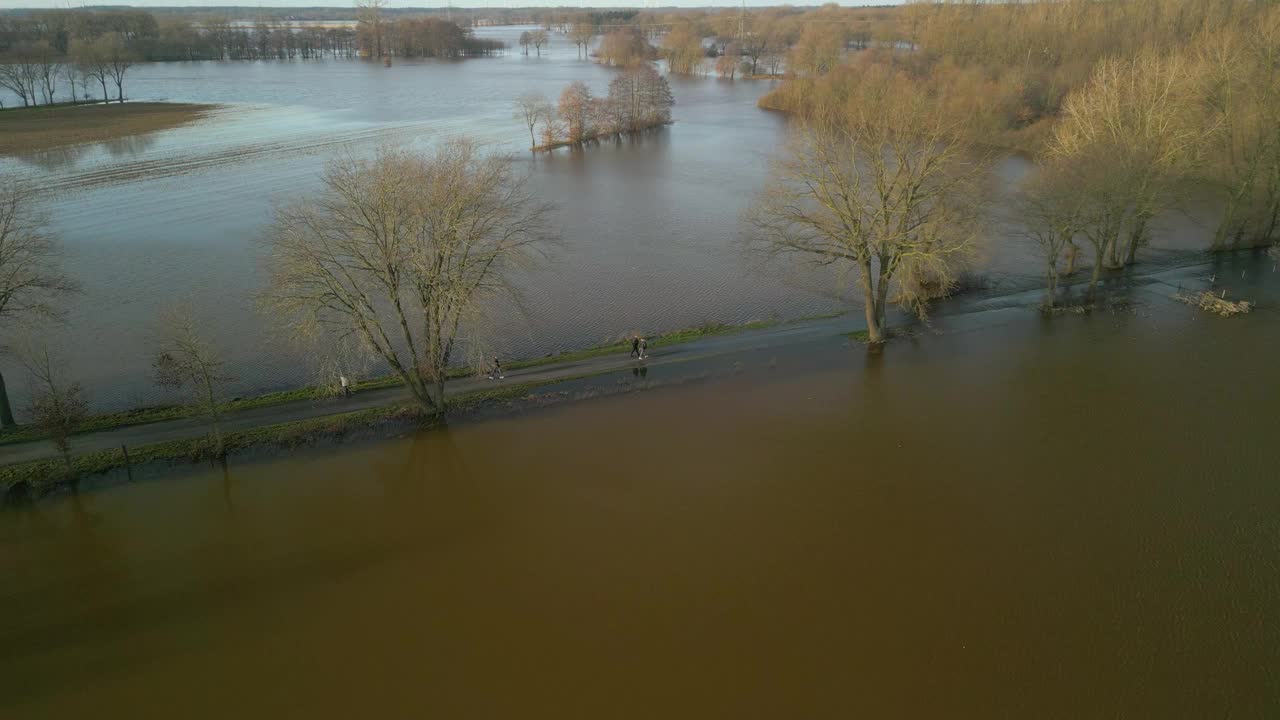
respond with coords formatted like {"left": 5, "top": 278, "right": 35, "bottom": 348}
{"left": 0, "top": 102, "right": 216, "bottom": 156}
{"left": 1176, "top": 289, "right": 1254, "bottom": 317}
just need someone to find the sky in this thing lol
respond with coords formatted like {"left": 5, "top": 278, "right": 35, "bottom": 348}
{"left": 4, "top": 1, "right": 901, "bottom": 10}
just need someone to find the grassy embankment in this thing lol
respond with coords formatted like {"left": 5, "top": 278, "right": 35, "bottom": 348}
{"left": 0, "top": 102, "right": 216, "bottom": 155}
{"left": 0, "top": 315, "right": 843, "bottom": 486}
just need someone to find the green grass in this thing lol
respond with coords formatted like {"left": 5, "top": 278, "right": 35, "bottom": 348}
{"left": 0, "top": 312, "right": 847, "bottom": 449}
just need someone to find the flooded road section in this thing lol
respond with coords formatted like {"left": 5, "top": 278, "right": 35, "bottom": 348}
{"left": 4, "top": 276, "right": 1278, "bottom": 717}
{"left": 0, "top": 27, "right": 1220, "bottom": 414}
{"left": 0, "top": 27, "right": 819, "bottom": 412}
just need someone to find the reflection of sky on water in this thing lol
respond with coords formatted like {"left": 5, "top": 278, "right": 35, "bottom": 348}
{"left": 0, "top": 26, "right": 1228, "bottom": 413}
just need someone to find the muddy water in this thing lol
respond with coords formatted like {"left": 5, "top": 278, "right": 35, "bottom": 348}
{"left": 3, "top": 278, "right": 1278, "bottom": 717}
{"left": 0, "top": 27, "right": 1220, "bottom": 414}
{"left": 1, "top": 27, "right": 820, "bottom": 412}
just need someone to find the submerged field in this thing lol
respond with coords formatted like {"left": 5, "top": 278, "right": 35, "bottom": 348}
{"left": 0, "top": 102, "right": 216, "bottom": 156}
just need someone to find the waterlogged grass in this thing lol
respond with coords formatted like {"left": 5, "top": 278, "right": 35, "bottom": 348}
{"left": 0, "top": 386, "right": 332, "bottom": 446}
{"left": 0, "top": 313, "right": 845, "bottom": 449}
{"left": 0, "top": 404, "right": 425, "bottom": 491}
{"left": 0, "top": 375, "right": 603, "bottom": 490}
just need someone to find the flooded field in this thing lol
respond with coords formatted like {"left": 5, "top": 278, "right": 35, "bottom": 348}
{"left": 0, "top": 27, "right": 1219, "bottom": 414}
{"left": 0, "top": 27, "right": 811, "bottom": 411}
{"left": 3, "top": 267, "right": 1278, "bottom": 716}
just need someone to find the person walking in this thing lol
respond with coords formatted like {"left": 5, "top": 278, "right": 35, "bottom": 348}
{"left": 630, "top": 336, "right": 641, "bottom": 359}
{"left": 339, "top": 375, "right": 352, "bottom": 397}
{"left": 487, "top": 357, "right": 504, "bottom": 380}
{"left": 638, "top": 337, "right": 648, "bottom": 360}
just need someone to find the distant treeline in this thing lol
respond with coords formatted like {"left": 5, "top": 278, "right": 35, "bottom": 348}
{"left": 0, "top": 8, "right": 503, "bottom": 67}
{"left": 355, "top": 11, "right": 504, "bottom": 59}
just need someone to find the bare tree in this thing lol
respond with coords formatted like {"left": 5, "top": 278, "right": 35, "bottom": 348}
{"left": 0, "top": 181, "right": 79, "bottom": 428}
{"left": 606, "top": 61, "right": 673, "bottom": 133}
{"left": 513, "top": 91, "right": 553, "bottom": 150}
{"left": 262, "top": 141, "right": 553, "bottom": 415}
{"left": 557, "top": 81, "right": 595, "bottom": 144}
{"left": 569, "top": 22, "right": 595, "bottom": 60}
{"left": 1013, "top": 160, "right": 1087, "bottom": 307}
{"left": 1049, "top": 49, "right": 1212, "bottom": 269}
{"left": 1199, "top": 14, "right": 1280, "bottom": 249}
{"left": 74, "top": 38, "right": 111, "bottom": 103}
{"left": 518, "top": 31, "right": 531, "bottom": 56}
{"left": 530, "top": 29, "right": 549, "bottom": 57}
{"left": 747, "top": 82, "right": 986, "bottom": 343}
{"left": 152, "top": 306, "right": 230, "bottom": 456}
{"left": 98, "top": 33, "right": 136, "bottom": 103}
{"left": 0, "top": 49, "right": 41, "bottom": 107}
{"left": 715, "top": 49, "right": 739, "bottom": 80}
{"left": 357, "top": 0, "right": 388, "bottom": 58}
{"left": 30, "top": 41, "right": 62, "bottom": 106}
{"left": 23, "top": 343, "right": 87, "bottom": 476}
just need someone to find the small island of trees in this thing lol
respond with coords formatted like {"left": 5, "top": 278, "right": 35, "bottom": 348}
{"left": 513, "top": 61, "right": 674, "bottom": 152}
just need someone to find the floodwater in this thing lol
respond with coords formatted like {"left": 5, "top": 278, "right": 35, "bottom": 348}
{"left": 1, "top": 27, "right": 814, "bottom": 412}
{"left": 0, "top": 27, "right": 1216, "bottom": 413}
{"left": 3, "top": 263, "right": 1279, "bottom": 717}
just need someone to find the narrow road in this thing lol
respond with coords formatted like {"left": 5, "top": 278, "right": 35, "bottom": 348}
{"left": 0, "top": 315, "right": 851, "bottom": 467}
{"left": 0, "top": 256, "right": 1236, "bottom": 469}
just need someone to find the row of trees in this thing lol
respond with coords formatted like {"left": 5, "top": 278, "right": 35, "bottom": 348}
{"left": 0, "top": 33, "right": 135, "bottom": 107}
{"left": 1, "top": 8, "right": 360, "bottom": 63}
{"left": 513, "top": 62, "right": 674, "bottom": 150}
{"left": 355, "top": 1, "right": 503, "bottom": 59}
{"left": 755, "top": 0, "right": 1280, "bottom": 308}
{"left": 517, "top": 30, "right": 549, "bottom": 57}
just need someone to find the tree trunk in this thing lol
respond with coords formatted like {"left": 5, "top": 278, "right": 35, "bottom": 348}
{"left": 1125, "top": 212, "right": 1150, "bottom": 266}
{"left": 0, "top": 370, "right": 15, "bottom": 428}
{"left": 1105, "top": 233, "right": 1123, "bottom": 269}
{"left": 863, "top": 292, "right": 882, "bottom": 343}
{"left": 1045, "top": 266, "right": 1059, "bottom": 308}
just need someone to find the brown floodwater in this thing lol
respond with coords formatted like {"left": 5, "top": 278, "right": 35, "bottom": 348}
{"left": 3, "top": 270, "right": 1279, "bottom": 717}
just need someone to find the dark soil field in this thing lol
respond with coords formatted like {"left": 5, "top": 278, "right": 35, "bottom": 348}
{"left": 0, "top": 102, "right": 215, "bottom": 155}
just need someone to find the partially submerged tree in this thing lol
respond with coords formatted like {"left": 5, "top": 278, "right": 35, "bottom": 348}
{"left": 606, "top": 62, "right": 674, "bottom": 133}
{"left": 1013, "top": 160, "right": 1087, "bottom": 307}
{"left": 513, "top": 91, "right": 553, "bottom": 150}
{"left": 0, "top": 181, "right": 79, "bottom": 428}
{"left": 1048, "top": 49, "right": 1212, "bottom": 269}
{"left": 1198, "top": 11, "right": 1280, "bottom": 249}
{"left": 747, "top": 77, "right": 987, "bottom": 343}
{"left": 596, "top": 29, "right": 650, "bottom": 67}
{"left": 663, "top": 25, "right": 706, "bottom": 76}
{"left": 262, "top": 141, "right": 553, "bottom": 415}
{"left": 23, "top": 343, "right": 87, "bottom": 476}
{"left": 530, "top": 29, "right": 549, "bottom": 57}
{"left": 569, "top": 22, "right": 595, "bottom": 60}
{"left": 558, "top": 81, "right": 595, "bottom": 144}
{"left": 357, "top": 0, "right": 387, "bottom": 58}
{"left": 152, "top": 306, "right": 230, "bottom": 456}
{"left": 0, "top": 48, "right": 41, "bottom": 107}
